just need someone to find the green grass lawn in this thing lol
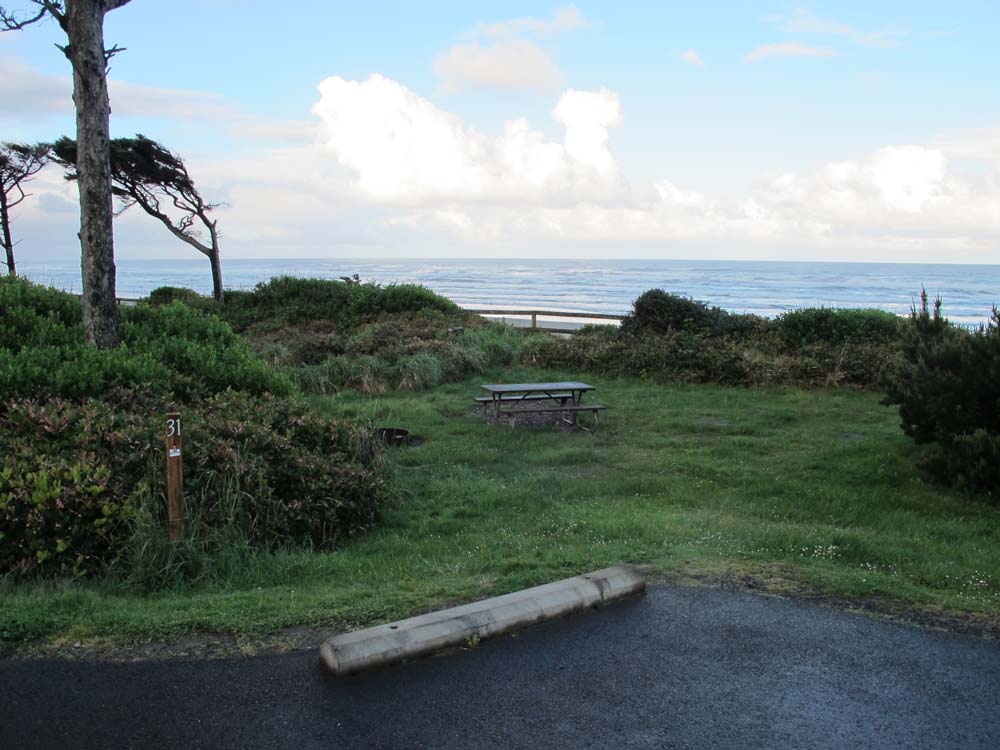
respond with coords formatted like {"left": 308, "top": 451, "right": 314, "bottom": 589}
{"left": 3, "top": 368, "right": 999, "bottom": 650}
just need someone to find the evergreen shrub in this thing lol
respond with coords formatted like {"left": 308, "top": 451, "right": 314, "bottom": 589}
{"left": 777, "top": 307, "right": 902, "bottom": 346}
{"left": 884, "top": 293, "right": 1000, "bottom": 496}
{"left": 619, "top": 289, "right": 766, "bottom": 337}
{"left": 210, "top": 276, "right": 460, "bottom": 331}
{"left": 0, "top": 278, "right": 290, "bottom": 401}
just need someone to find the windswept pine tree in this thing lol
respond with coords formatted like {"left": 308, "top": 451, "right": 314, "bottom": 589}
{"left": 53, "top": 135, "right": 226, "bottom": 302}
{"left": 0, "top": 142, "right": 48, "bottom": 276}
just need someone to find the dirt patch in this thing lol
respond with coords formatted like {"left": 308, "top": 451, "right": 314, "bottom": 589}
{"left": 9, "top": 625, "right": 345, "bottom": 664}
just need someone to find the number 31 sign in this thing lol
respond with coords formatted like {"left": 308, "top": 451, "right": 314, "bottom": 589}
{"left": 165, "top": 412, "right": 185, "bottom": 540}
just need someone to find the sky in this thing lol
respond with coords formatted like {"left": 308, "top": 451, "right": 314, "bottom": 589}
{"left": 1, "top": 0, "right": 999, "bottom": 264}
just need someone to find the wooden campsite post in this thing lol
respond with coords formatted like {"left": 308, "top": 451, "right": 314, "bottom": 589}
{"left": 165, "top": 412, "right": 185, "bottom": 540}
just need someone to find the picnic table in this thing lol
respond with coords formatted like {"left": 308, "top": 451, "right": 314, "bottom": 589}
{"left": 477, "top": 382, "right": 606, "bottom": 429}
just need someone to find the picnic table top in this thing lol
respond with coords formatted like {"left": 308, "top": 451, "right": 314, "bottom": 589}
{"left": 480, "top": 382, "right": 594, "bottom": 394}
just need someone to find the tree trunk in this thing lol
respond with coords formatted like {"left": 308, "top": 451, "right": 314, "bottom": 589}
{"left": 0, "top": 188, "right": 15, "bottom": 276}
{"left": 208, "top": 223, "right": 224, "bottom": 302}
{"left": 66, "top": 0, "right": 120, "bottom": 348}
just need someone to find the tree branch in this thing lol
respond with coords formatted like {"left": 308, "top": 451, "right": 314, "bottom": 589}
{"left": 8, "top": 182, "right": 29, "bottom": 208}
{"left": 103, "top": 42, "right": 125, "bottom": 65}
{"left": 0, "top": 3, "right": 48, "bottom": 30}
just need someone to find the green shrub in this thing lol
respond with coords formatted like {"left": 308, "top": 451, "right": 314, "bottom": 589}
{"left": 884, "top": 293, "right": 1000, "bottom": 496}
{"left": 121, "top": 302, "right": 291, "bottom": 399}
{"left": 0, "top": 396, "right": 153, "bottom": 576}
{"left": 0, "top": 390, "right": 389, "bottom": 580}
{"left": 160, "top": 391, "right": 387, "bottom": 550}
{"left": 0, "top": 275, "right": 84, "bottom": 352}
{"left": 215, "top": 276, "right": 459, "bottom": 332}
{"left": 777, "top": 307, "right": 902, "bottom": 346}
{"left": 147, "top": 286, "right": 212, "bottom": 309}
{"left": 0, "top": 278, "right": 290, "bottom": 401}
{"left": 526, "top": 323, "right": 896, "bottom": 389}
{"left": 619, "top": 289, "right": 766, "bottom": 337}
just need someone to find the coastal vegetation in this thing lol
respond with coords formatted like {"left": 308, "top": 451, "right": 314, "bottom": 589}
{"left": 0, "top": 276, "right": 387, "bottom": 584}
{"left": 1, "top": 274, "right": 998, "bottom": 652}
{"left": 2, "top": 374, "right": 997, "bottom": 648}
{"left": 526, "top": 289, "right": 902, "bottom": 389}
{"left": 884, "top": 292, "right": 1000, "bottom": 494}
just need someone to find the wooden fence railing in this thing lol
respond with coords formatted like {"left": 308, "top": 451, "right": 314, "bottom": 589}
{"left": 464, "top": 308, "right": 623, "bottom": 333}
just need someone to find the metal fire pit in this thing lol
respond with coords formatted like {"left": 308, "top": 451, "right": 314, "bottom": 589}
{"left": 376, "top": 427, "right": 411, "bottom": 447}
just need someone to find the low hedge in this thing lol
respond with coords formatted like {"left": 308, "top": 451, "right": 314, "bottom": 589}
{"left": 0, "top": 276, "right": 291, "bottom": 401}
{"left": 777, "top": 307, "right": 902, "bottom": 346}
{"left": 0, "top": 390, "right": 388, "bottom": 579}
{"left": 163, "top": 275, "right": 463, "bottom": 332}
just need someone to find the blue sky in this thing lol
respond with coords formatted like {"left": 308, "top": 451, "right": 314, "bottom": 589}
{"left": 2, "top": 1, "right": 999, "bottom": 263}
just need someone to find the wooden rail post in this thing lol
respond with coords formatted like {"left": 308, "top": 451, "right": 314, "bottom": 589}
{"left": 531, "top": 312, "right": 537, "bottom": 329}
{"left": 165, "top": 412, "right": 185, "bottom": 540}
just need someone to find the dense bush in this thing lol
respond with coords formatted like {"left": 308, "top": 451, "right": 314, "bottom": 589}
{"left": 884, "top": 294, "right": 1000, "bottom": 495}
{"left": 147, "top": 286, "right": 213, "bottom": 309}
{"left": 0, "top": 276, "right": 85, "bottom": 351}
{"left": 0, "top": 395, "right": 154, "bottom": 576}
{"left": 525, "top": 288, "right": 900, "bottom": 389}
{"left": 0, "top": 277, "right": 290, "bottom": 401}
{"left": 148, "top": 279, "right": 536, "bottom": 395}
{"left": 777, "top": 307, "right": 902, "bottom": 346}
{"left": 619, "top": 289, "right": 767, "bottom": 337}
{"left": 0, "top": 390, "right": 388, "bottom": 579}
{"left": 197, "top": 276, "right": 461, "bottom": 332}
{"left": 276, "top": 317, "right": 527, "bottom": 395}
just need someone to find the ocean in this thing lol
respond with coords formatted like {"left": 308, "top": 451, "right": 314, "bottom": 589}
{"left": 19, "top": 257, "right": 1000, "bottom": 327}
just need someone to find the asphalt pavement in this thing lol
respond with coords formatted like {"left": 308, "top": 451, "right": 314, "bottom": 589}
{"left": 3, "top": 585, "right": 998, "bottom": 750}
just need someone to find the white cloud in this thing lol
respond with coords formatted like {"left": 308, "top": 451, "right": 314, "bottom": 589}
{"left": 0, "top": 52, "right": 313, "bottom": 146}
{"left": 0, "top": 54, "right": 235, "bottom": 120}
{"left": 680, "top": 49, "right": 703, "bottom": 67}
{"left": 311, "top": 74, "right": 623, "bottom": 203}
{"left": 436, "top": 6, "right": 588, "bottom": 93}
{"left": 435, "top": 39, "right": 564, "bottom": 92}
{"left": 934, "top": 126, "right": 1000, "bottom": 168}
{"left": 745, "top": 42, "right": 836, "bottom": 62}
{"left": 305, "top": 76, "right": 998, "bottom": 259}
{"left": 776, "top": 10, "right": 905, "bottom": 48}
{"left": 552, "top": 88, "right": 622, "bottom": 180}
{"left": 477, "top": 5, "right": 587, "bottom": 39}
{"left": 12, "top": 67, "right": 1000, "bottom": 265}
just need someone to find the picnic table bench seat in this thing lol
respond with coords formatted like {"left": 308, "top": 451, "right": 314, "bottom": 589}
{"left": 496, "top": 404, "right": 606, "bottom": 415}
{"left": 473, "top": 393, "right": 572, "bottom": 404}
{"left": 496, "top": 403, "right": 607, "bottom": 430}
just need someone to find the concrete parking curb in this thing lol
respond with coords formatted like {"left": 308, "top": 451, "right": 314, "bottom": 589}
{"left": 320, "top": 565, "right": 645, "bottom": 676}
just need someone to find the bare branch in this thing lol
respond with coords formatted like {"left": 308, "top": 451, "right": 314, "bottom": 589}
{"left": 103, "top": 42, "right": 125, "bottom": 66}
{"left": 39, "top": 0, "right": 62, "bottom": 22}
{"left": 8, "top": 182, "right": 30, "bottom": 208}
{"left": 0, "top": 2, "right": 49, "bottom": 30}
